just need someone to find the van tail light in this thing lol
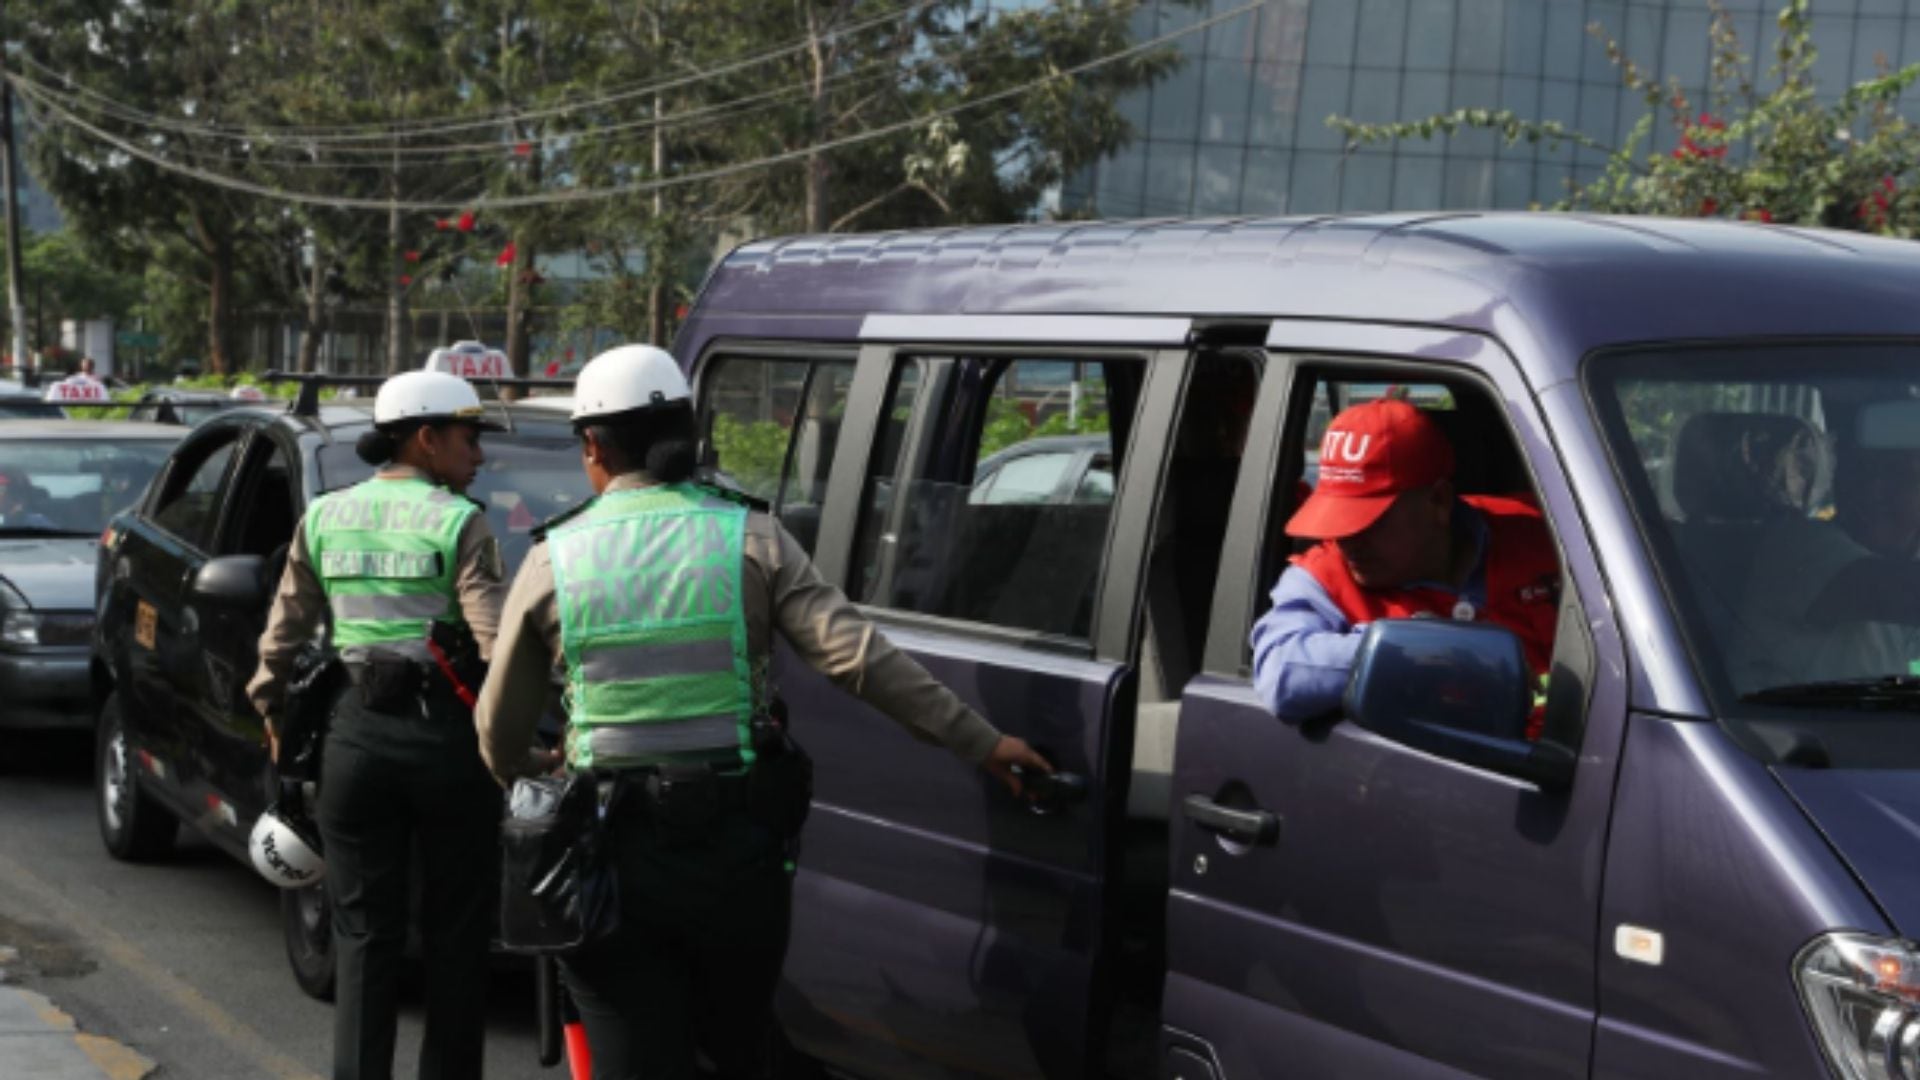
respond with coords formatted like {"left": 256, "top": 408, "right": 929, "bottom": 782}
{"left": 1796, "top": 933, "right": 1920, "bottom": 1079}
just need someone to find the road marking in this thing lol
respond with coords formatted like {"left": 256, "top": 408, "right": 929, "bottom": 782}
{"left": 77, "top": 1032, "right": 158, "bottom": 1080}
{"left": 0, "top": 847, "right": 324, "bottom": 1080}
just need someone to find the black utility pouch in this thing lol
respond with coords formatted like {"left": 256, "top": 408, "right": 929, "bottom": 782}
{"left": 357, "top": 652, "right": 424, "bottom": 713}
{"left": 279, "top": 646, "right": 344, "bottom": 784}
{"left": 643, "top": 766, "right": 724, "bottom": 845}
{"left": 747, "top": 717, "right": 812, "bottom": 839}
{"left": 499, "top": 775, "right": 619, "bottom": 955}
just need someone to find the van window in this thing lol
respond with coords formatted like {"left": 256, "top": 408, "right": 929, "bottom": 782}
{"left": 1256, "top": 365, "right": 1571, "bottom": 733}
{"left": 854, "top": 355, "right": 1140, "bottom": 640}
{"left": 700, "top": 355, "right": 854, "bottom": 556}
{"left": 1589, "top": 344, "right": 1920, "bottom": 769}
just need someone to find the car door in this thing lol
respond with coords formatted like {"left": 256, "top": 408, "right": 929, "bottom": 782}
{"left": 1161, "top": 328, "right": 1630, "bottom": 1080}
{"left": 192, "top": 426, "right": 302, "bottom": 844}
{"left": 109, "top": 423, "right": 244, "bottom": 819}
{"left": 732, "top": 335, "right": 1178, "bottom": 1080}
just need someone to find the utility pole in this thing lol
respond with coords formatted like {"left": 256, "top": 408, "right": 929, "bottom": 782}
{"left": 647, "top": 1, "right": 668, "bottom": 347}
{"left": 0, "top": 10, "right": 31, "bottom": 382}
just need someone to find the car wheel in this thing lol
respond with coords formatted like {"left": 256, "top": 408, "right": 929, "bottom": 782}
{"left": 282, "top": 882, "right": 336, "bottom": 1001}
{"left": 96, "top": 691, "right": 177, "bottom": 861}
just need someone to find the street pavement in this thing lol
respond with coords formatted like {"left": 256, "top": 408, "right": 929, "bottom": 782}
{"left": 0, "top": 731, "right": 548, "bottom": 1079}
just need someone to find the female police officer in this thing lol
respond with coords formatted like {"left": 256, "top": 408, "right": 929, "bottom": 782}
{"left": 248, "top": 370, "right": 509, "bottom": 1080}
{"left": 474, "top": 344, "right": 1051, "bottom": 1080}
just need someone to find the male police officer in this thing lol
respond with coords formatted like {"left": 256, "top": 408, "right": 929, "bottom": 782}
{"left": 249, "top": 370, "right": 507, "bottom": 1080}
{"left": 1250, "top": 398, "right": 1561, "bottom": 728}
{"left": 474, "top": 344, "right": 1051, "bottom": 1080}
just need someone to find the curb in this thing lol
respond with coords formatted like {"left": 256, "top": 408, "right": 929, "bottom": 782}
{"left": 0, "top": 951, "right": 155, "bottom": 1080}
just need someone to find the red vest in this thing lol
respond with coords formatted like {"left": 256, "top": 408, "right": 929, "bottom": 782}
{"left": 1294, "top": 495, "right": 1561, "bottom": 734}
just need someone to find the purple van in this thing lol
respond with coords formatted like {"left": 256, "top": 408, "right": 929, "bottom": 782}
{"left": 674, "top": 213, "right": 1920, "bottom": 1080}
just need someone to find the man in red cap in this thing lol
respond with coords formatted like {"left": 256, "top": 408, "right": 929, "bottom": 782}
{"left": 1249, "top": 399, "right": 1560, "bottom": 728}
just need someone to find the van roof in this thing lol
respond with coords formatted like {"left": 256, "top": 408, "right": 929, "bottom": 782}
{"left": 688, "top": 213, "right": 1920, "bottom": 383}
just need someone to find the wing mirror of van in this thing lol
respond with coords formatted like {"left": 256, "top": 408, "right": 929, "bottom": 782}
{"left": 192, "top": 554, "right": 268, "bottom": 607}
{"left": 1344, "top": 619, "right": 1573, "bottom": 790}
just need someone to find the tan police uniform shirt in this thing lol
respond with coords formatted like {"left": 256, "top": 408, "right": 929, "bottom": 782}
{"left": 247, "top": 465, "right": 508, "bottom": 720}
{"left": 474, "top": 472, "right": 1004, "bottom": 785}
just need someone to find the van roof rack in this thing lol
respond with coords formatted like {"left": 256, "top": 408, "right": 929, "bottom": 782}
{"left": 260, "top": 371, "right": 576, "bottom": 420}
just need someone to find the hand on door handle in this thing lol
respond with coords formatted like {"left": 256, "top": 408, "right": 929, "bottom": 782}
{"left": 1008, "top": 764, "right": 1088, "bottom": 816}
{"left": 1183, "top": 795, "right": 1280, "bottom": 846}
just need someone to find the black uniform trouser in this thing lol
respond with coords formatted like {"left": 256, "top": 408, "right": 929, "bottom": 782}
{"left": 559, "top": 799, "right": 793, "bottom": 1080}
{"left": 317, "top": 689, "right": 501, "bottom": 1080}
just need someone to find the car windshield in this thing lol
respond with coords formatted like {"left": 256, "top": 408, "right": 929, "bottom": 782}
{"left": 0, "top": 438, "right": 174, "bottom": 535}
{"left": 1590, "top": 343, "right": 1920, "bottom": 767}
{"left": 0, "top": 401, "right": 65, "bottom": 420}
{"left": 319, "top": 433, "right": 592, "bottom": 572}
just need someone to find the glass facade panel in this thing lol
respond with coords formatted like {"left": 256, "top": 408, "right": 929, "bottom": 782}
{"left": 1066, "top": 0, "right": 1920, "bottom": 219}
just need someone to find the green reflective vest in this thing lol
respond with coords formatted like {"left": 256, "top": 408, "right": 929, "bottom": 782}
{"left": 548, "top": 484, "right": 754, "bottom": 771}
{"left": 305, "top": 476, "right": 475, "bottom": 652}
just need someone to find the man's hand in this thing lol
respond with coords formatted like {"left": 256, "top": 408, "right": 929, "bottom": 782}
{"left": 526, "top": 747, "right": 564, "bottom": 776}
{"left": 263, "top": 717, "right": 280, "bottom": 765}
{"left": 983, "top": 735, "right": 1052, "bottom": 797}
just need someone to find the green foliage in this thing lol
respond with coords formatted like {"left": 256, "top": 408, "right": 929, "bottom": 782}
{"left": 1330, "top": 0, "right": 1920, "bottom": 234}
{"left": 976, "top": 393, "right": 1110, "bottom": 459}
{"left": 710, "top": 413, "right": 792, "bottom": 501}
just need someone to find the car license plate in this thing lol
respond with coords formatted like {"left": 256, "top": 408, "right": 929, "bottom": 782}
{"left": 135, "top": 601, "right": 156, "bottom": 650}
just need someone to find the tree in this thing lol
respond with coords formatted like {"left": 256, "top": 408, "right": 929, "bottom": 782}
{"left": 1331, "top": 0, "right": 1920, "bottom": 235}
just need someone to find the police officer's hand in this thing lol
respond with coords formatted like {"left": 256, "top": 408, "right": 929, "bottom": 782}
{"left": 263, "top": 717, "right": 280, "bottom": 765}
{"left": 526, "top": 747, "right": 564, "bottom": 775}
{"left": 984, "top": 735, "right": 1052, "bottom": 797}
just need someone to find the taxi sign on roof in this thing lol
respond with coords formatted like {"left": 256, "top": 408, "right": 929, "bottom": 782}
{"left": 425, "top": 341, "right": 512, "bottom": 380}
{"left": 230, "top": 385, "right": 267, "bottom": 402}
{"left": 43, "top": 375, "right": 111, "bottom": 403}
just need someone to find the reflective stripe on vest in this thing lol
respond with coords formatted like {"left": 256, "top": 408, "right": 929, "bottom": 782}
{"left": 549, "top": 484, "right": 753, "bottom": 771}
{"left": 305, "top": 476, "right": 474, "bottom": 649}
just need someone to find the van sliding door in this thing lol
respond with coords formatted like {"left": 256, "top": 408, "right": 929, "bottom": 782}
{"left": 755, "top": 336, "right": 1180, "bottom": 1080}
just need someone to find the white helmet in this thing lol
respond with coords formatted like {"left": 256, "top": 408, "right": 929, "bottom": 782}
{"left": 373, "top": 370, "right": 501, "bottom": 429}
{"left": 249, "top": 806, "right": 325, "bottom": 889}
{"left": 570, "top": 345, "right": 690, "bottom": 423}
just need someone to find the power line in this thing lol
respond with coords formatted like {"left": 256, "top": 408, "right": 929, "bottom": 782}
{"left": 10, "top": 0, "right": 937, "bottom": 145}
{"left": 15, "top": 0, "right": 1260, "bottom": 214}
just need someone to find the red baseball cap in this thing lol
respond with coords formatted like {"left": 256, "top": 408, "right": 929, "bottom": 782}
{"left": 1286, "top": 399, "right": 1455, "bottom": 539}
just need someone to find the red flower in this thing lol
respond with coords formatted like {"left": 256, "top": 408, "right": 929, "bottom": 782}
{"left": 495, "top": 242, "right": 517, "bottom": 267}
{"left": 1748, "top": 208, "right": 1774, "bottom": 223}
{"left": 545, "top": 360, "right": 561, "bottom": 377}
{"left": 1699, "top": 198, "right": 1719, "bottom": 216}
{"left": 403, "top": 250, "right": 421, "bottom": 263}
{"left": 399, "top": 274, "right": 413, "bottom": 286}
{"left": 434, "top": 218, "right": 450, "bottom": 231}
{"left": 674, "top": 303, "right": 689, "bottom": 320}
{"left": 457, "top": 211, "right": 477, "bottom": 232}
{"left": 513, "top": 141, "right": 533, "bottom": 158}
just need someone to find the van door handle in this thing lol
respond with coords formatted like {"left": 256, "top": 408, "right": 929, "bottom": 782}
{"left": 1183, "top": 795, "right": 1280, "bottom": 846}
{"left": 1008, "top": 765, "right": 1088, "bottom": 816}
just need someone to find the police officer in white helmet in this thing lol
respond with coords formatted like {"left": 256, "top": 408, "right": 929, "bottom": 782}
{"left": 475, "top": 344, "right": 1052, "bottom": 1079}
{"left": 248, "top": 370, "right": 509, "bottom": 1080}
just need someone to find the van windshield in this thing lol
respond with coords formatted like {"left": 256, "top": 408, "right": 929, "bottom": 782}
{"left": 1590, "top": 343, "right": 1920, "bottom": 767}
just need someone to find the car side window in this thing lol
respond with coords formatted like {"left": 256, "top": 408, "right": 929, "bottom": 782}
{"left": 854, "top": 355, "right": 1139, "bottom": 640}
{"left": 218, "top": 438, "right": 298, "bottom": 561}
{"left": 700, "top": 354, "right": 854, "bottom": 556}
{"left": 150, "top": 435, "right": 239, "bottom": 549}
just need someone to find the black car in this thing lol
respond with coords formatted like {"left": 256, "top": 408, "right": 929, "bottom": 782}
{"left": 92, "top": 391, "right": 589, "bottom": 997}
{"left": 1, "top": 421, "right": 181, "bottom": 729}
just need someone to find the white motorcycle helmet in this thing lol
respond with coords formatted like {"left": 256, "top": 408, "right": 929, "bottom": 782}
{"left": 249, "top": 806, "right": 325, "bottom": 889}
{"left": 374, "top": 370, "right": 503, "bottom": 430}
{"left": 570, "top": 345, "right": 690, "bottom": 423}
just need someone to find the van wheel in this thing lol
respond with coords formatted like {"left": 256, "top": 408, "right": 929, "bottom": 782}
{"left": 283, "top": 882, "right": 336, "bottom": 1001}
{"left": 96, "top": 692, "right": 177, "bottom": 861}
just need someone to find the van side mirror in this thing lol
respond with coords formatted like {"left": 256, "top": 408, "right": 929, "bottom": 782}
{"left": 193, "top": 554, "right": 268, "bottom": 607}
{"left": 1344, "top": 619, "right": 1574, "bottom": 790}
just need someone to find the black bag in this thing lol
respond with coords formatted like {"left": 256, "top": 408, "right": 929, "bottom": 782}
{"left": 278, "top": 646, "right": 345, "bottom": 783}
{"left": 747, "top": 715, "right": 812, "bottom": 839}
{"left": 499, "top": 774, "right": 620, "bottom": 955}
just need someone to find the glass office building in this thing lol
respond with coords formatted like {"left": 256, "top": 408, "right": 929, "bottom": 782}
{"left": 1065, "top": 0, "right": 1920, "bottom": 217}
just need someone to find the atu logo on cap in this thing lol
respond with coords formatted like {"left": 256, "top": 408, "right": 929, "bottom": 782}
{"left": 1318, "top": 428, "right": 1376, "bottom": 485}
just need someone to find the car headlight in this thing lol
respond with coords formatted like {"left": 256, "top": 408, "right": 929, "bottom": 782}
{"left": 1, "top": 611, "right": 41, "bottom": 647}
{"left": 1797, "top": 932, "right": 1920, "bottom": 1079}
